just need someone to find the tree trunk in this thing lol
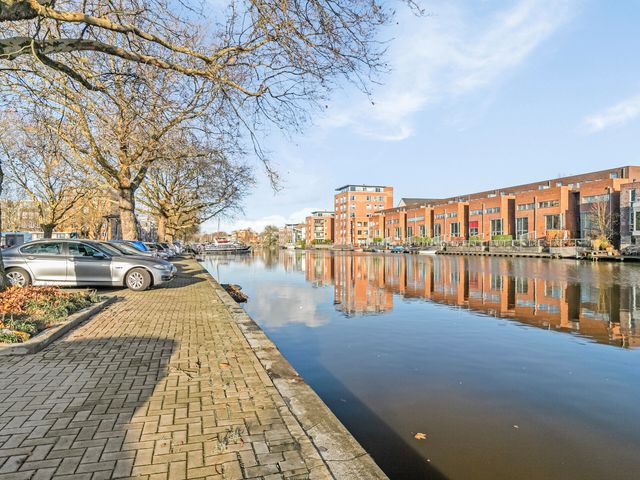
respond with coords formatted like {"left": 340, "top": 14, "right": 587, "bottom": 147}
{"left": 41, "top": 223, "right": 55, "bottom": 238}
{"left": 156, "top": 215, "right": 167, "bottom": 242}
{"left": 118, "top": 187, "right": 139, "bottom": 240}
{"left": 165, "top": 225, "right": 175, "bottom": 243}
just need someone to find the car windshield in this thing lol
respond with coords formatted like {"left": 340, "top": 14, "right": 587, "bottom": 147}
{"left": 116, "top": 243, "right": 147, "bottom": 255}
{"left": 94, "top": 242, "right": 121, "bottom": 256}
{"left": 100, "top": 242, "right": 131, "bottom": 255}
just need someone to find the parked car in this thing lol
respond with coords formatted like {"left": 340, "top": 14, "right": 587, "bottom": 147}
{"left": 110, "top": 240, "right": 151, "bottom": 253}
{"left": 159, "top": 242, "right": 178, "bottom": 256}
{"left": 3, "top": 239, "right": 176, "bottom": 291}
{"left": 144, "top": 242, "right": 170, "bottom": 259}
{"left": 106, "top": 241, "right": 155, "bottom": 257}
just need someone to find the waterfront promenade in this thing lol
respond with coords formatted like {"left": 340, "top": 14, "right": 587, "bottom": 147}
{"left": 0, "top": 259, "right": 385, "bottom": 480}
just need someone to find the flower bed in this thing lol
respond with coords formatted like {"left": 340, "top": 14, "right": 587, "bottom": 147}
{"left": 0, "top": 286, "right": 99, "bottom": 343}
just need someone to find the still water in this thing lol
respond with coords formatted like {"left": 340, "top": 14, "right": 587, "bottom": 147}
{"left": 201, "top": 251, "right": 640, "bottom": 480}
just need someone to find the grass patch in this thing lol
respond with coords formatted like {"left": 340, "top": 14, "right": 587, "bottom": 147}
{"left": 0, "top": 286, "right": 100, "bottom": 344}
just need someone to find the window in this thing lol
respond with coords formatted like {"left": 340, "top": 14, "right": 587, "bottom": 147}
{"left": 435, "top": 213, "right": 445, "bottom": 219}
{"left": 634, "top": 211, "right": 640, "bottom": 232}
{"left": 433, "top": 224, "right": 442, "bottom": 238}
{"left": 394, "top": 227, "right": 401, "bottom": 239}
{"left": 610, "top": 172, "right": 619, "bottom": 179}
{"left": 21, "top": 242, "right": 63, "bottom": 255}
{"left": 407, "top": 227, "right": 413, "bottom": 238}
{"left": 469, "top": 220, "right": 479, "bottom": 237}
{"left": 490, "top": 219, "right": 503, "bottom": 236}
{"left": 516, "top": 217, "right": 529, "bottom": 238}
{"left": 515, "top": 277, "right": 528, "bottom": 294}
{"left": 447, "top": 212, "right": 458, "bottom": 218}
{"left": 490, "top": 275, "right": 503, "bottom": 291}
{"left": 419, "top": 225, "right": 426, "bottom": 237}
{"left": 470, "top": 209, "right": 483, "bottom": 215}
{"left": 631, "top": 190, "right": 637, "bottom": 202}
{"left": 517, "top": 203, "right": 535, "bottom": 211}
{"left": 450, "top": 222, "right": 460, "bottom": 237}
{"left": 545, "top": 214, "right": 561, "bottom": 230}
{"left": 485, "top": 207, "right": 500, "bottom": 214}
{"left": 582, "top": 194, "right": 610, "bottom": 204}
{"left": 538, "top": 200, "right": 559, "bottom": 208}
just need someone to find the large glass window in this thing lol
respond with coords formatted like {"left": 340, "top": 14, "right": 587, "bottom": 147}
{"left": 516, "top": 217, "right": 529, "bottom": 238}
{"left": 433, "top": 224, "right": 442, "bottom": 239}
{"left": 419, "top": 225, "right": 426, "bottom": 237}
{"left": 407, "top": 227, "right": 413, "bottom": 238}
{"left": 490, "top": 219, "right": 503, "bottom": 237}
{"left": 634, "top": 211, "right": 640, "bottom": 232}
{"left": 545, "top": 214, "right": 561, "bottom": 230}
{"left": 450, "top": 222, "right": 460, "bottom": 237}
{"left": 21, "top": 242, "right": 63, "bottom": 255}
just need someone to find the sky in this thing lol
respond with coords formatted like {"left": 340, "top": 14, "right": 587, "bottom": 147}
{"left": 207, "top": 0, "right": 640, "bottom": 233}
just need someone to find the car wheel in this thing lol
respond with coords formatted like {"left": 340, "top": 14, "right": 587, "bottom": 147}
{"left": 6, "top": 268, "right": 31, "bottom": 287}
{"left": 125, "top": 268, "right": 151, "bottom": 291}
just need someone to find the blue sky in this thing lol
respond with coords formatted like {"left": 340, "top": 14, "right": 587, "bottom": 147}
{"left": 209, "top": 0, "right": 640, "bottom": 233}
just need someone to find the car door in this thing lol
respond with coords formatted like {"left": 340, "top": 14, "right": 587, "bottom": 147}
{"left": 19, "top": 241, "right": 68, "bottom": 283}
{"left": 67, "top": 242, "right": 113, "bottom": 285}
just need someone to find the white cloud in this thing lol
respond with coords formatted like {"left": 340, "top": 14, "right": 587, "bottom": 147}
{"left": 319, "top": 0, "right": 577, "bottom": 141}
{"left": 582, "top": 93, "right": 640, "bottom": 133}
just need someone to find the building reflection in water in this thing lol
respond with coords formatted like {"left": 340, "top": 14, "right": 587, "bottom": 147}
{"left": 297, "top": 251, "right": 640, "bottom": 348}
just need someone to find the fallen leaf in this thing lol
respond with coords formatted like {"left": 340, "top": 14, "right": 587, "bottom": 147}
{"left": 219, "top": 362, "right": 230, "bottom": 369}
{"left": 414, "top": 433, "right": 427, "bottom": 440}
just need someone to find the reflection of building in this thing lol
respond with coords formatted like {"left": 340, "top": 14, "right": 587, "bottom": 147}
{"left": 304, "top": 252, "right": 334, "bottom": 286}
{"left": 297, "top": 251, "right": 640, "bottom": 347}
{"left": 334, "top": 185, "right": 393, "bottom": 247}
{"left": 333, "top": 254, "right": 393, "bottom": 315}
{"left": 305, "top": 211, "right": 334, "bottom": 245}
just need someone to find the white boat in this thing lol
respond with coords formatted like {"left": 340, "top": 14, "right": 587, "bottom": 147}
{"left": 418, "top": 247, "right": 440, "bottom": 255}
{"left": 203, "top": 238, "right": 251, "bottom": 254}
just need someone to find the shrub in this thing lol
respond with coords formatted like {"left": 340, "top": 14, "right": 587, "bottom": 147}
{"left": 0, "top": 287, "right": 99, "bottom": 344}
{"left": 491, "top": 234, "right": 513, "bottom": 241}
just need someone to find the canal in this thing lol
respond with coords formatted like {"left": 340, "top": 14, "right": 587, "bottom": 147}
{"left": 201, "top": 251, "right": 640, "bottom": 480}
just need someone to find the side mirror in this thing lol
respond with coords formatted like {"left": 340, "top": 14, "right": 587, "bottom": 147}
{"left": 93, "top": 252, "right": 107, "bottom": 259}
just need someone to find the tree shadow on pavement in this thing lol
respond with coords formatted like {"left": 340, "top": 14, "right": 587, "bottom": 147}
{"left": 0, "top": 335, "right": 177, "bottom": 478}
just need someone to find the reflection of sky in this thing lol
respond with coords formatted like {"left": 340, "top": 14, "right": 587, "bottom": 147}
{"left": 201, "top": 255, "right": 333, "bottom": 329}
{"left": 248, "top": 283, "right": 331, "bottom": 329}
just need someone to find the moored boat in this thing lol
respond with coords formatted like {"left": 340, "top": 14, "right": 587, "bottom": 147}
{"left": 203, "top": 238, "right": 251, "bottom": 254}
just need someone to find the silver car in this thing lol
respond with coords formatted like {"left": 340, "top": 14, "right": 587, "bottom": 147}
{"left": 3, "top": 239, "right": 176, "bottom": 291}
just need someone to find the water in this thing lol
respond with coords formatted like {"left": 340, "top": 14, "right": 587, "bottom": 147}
{"left": 201, "top": 251, "right": 640, "bottom": 480}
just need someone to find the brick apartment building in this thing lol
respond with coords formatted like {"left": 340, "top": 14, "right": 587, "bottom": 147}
{"left": 363, "top": 166, "right": 640, "bottom": 246}
{"left": 468, "top": 194, "right": 515, "bottom": 240}
{"left": 304, "top": 211, "right": 335, "bottom": 245}
{"left": 334, "top": 185, "right": 393, "bottom": 247}
{"left": 432, "top": 200, "right": 468, "bottom": 242}
{"left": 620, "top": 182, "right": 640, "bottom": 248}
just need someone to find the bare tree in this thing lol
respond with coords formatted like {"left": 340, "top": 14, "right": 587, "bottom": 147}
{"left": 1, "top": 113, "right": 88, "bottom": 237}
{"left": 2, "top": 0, "right": 392, "bottom": 97}
{"left": 261, "top": 225, "right": 280, "bottom": 249}
{"left": 139, "top": 142, "right": 254, "bottom": 242}
{"left": 4, "top": 64, "right": 223, "bottom": 239}
{"left": 587, "top": 200, "right": 618, "bottom": 248}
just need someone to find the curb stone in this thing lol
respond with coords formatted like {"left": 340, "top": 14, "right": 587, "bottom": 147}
{"left": 0, "top": 296, "right": 117, "bottom": 356}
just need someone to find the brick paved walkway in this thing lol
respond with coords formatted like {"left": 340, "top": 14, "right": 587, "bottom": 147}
{"left": 0, "top": 260, "right": 335, "bottom": 480}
